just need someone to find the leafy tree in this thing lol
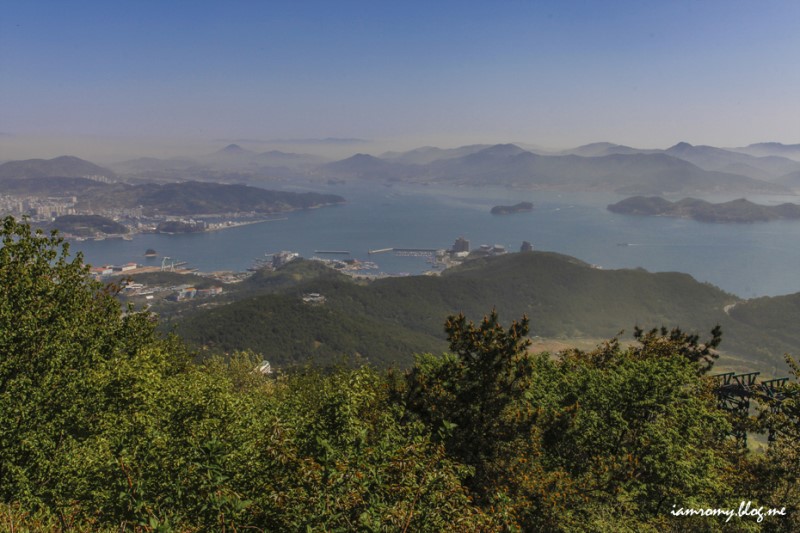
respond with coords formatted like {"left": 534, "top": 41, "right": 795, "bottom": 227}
{"left": 748, "top": 355, "right": 800, "bottom": 532}
{"left": 403, "top": 312, "right": 752, "bottom": 530}
{"left": 236, "top": 366, "right": 492, "bottom": 531}
{"left": 632, "top": 324, "right": 722, "bottom": 375}
{"left": 0, "top": 217, "right": 490, "bottom": 530}
{"left": 0, "top": 217, "right": 172, "bottom": 514}
{"left": 404, "top": 311, "right": 541, "bottom": 502}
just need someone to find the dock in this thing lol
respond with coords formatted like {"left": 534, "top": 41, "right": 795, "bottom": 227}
{"left": 314, "top": 250, "right": 350, "bottom": 255}
{"left": 368, "top": 247, "right": 439, "bottom": 254}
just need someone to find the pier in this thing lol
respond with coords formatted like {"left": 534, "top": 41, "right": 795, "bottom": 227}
{"left": 368, "top": 247, "right": 438, "bottom": 254}
{"left": 314, "top": 250, "right": 350, "bottom": 255}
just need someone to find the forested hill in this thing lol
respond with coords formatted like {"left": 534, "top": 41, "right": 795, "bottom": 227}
{"left": 78, "top": 180, "right": 345, "bottom": 215}
{"left": 174, "top": 252, "right": 796, "bottom": 373}
{"left": 0, "top": 155, "right": 117, "bottom": 180}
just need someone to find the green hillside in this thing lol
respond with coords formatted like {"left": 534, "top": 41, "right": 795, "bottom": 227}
{"left": 3, "top": 215, "right": 799, "bottom": 531}
{"left": 79, "top": 180, "right": 345, "bottom": 215}
{"left": 729, "top": 293, "right": 800, "bottom": 349}
{"left": 175, "top": 253, "right": 799, "bottom": 374}
{"left": 177, "top": 294, "right": 444, "bottom": 367}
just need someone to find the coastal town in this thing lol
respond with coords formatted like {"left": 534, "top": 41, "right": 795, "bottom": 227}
{"left": 0, "top": 191, "right": 283, "bottom": 240}
{"left": 104, "top": 236, "right": 536, "bottom": 308}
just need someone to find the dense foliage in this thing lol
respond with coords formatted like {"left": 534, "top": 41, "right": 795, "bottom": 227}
{"left": 176, "top": 254, "right": 793, "bottom": 372}
{"left": 1, "top": 216, "right": 798, "bottom": 531}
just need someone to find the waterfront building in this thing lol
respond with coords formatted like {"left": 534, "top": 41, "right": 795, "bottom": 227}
{"left": 452, "top": 236, "right": 470, "bottom": 253}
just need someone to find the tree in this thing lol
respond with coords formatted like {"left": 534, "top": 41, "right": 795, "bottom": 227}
{"left": 632, "top": 324, "right": 722, "bottom": 375}
{"left": 0, "top": 216, "right": 186, "bottom": 525}
{"left": 0, "top": 217, "right": 491, "bottom": 530}
{"left": 404, "top": 312, "right": 749, "bottom": 530}
{"left": 748, "top": 355, "right": 800, "bottom": 532}
{"left": 404, "top": 310, "right": 544, "bottom": 506}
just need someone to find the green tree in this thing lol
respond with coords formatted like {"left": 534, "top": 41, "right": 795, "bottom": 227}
{"left": 0, "top": 217, "right": 168, "bottom": 512}
{"left": 0, "top": 216, "right": 217, "bottom": 529}
{"left": 748, "top": 355, "right": 800, "bottom": 532}
{"left": 248, "top": 366, "right": 492, "bottom": 531}
{"left": 404, "top": 311, "right": 750, "bottom": 531}
{"left": 0, "top": 217, "right": 490, "bottom": 530}
{"left": 632, "top": 324, "right": 722, "bottom": 375}
{"left": 404, "top": 311, "right": 541, "bottom": 504}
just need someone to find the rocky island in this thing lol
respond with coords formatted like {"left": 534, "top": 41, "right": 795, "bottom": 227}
{"left": 608, "top": 196, "right": 800, "bottom": 223}
{"left": 491, "top": 201, "right": 534, "bottom": 215}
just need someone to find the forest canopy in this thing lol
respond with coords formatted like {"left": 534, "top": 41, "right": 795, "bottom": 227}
{"left": 0, "top": 216, "right": 797, "bottom": 531}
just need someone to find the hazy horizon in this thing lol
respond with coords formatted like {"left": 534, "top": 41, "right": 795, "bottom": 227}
{"left": 3, "top": 133, "right": 800, "bottom": 166}
{"left": 2, "top": 1, "right": 799, "bottom": 162}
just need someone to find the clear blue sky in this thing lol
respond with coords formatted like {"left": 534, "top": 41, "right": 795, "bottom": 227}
{"left": 2, "top": 0, "right": 799, "bottom": 158}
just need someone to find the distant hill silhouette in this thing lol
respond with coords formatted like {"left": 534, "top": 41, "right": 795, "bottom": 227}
{"left": 321, "top": 143, "right": 789, "bottom": 195}
{"left": 608, "top": 196, "right": 800, "bottom": 223}
{"left": 110, "top": 145, "right": 328, "bottom": 183}
{"left": 216, "top": 143, "right": 254, "bottom": 155}
{"left": 0, "top": 176, "right": 107, "bottom": 195}
{"left": 0, "top": 156, "right": 116, "bottom": 180}
{"left": 664, "top": 142, "right": 800, "bottom": 180}
{"left": 732, "top": 142, "right": 800, "bottom": 161}
{"left": 79, "top": 180, "right": 345, "bottom": 216}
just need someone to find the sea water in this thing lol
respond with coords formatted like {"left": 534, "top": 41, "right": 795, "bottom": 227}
{"left": 70, "top": 183, "right": 800, "bottom": 298}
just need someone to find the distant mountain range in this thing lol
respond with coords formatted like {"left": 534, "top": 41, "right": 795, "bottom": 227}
{"left": 0, "top": 155, "right": 117, "bottom": 181}
{"left": 110, "top": 144, "right": 328, "bottom": 183}
{"left": 318, "top": 143, "right": 792, "bottom": 195}
{"left": 731, "top": 142, "right": 800, "bottom": 160}
{"left": 0, "top": 157, "right": 345, "bottom": 216}
{"left": 5, "top": 140, "right": 800, "bottom": 196}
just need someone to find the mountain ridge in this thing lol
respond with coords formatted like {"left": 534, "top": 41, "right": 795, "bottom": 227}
{"left": 172, "top": 252, "right": 797, "bottom": 373}
{"left": 0, "top": 155, "right": 117, "bottom": 180}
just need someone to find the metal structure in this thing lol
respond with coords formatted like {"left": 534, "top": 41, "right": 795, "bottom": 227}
{"left": 712, "top": 372, "right": 790, "bottom": 447}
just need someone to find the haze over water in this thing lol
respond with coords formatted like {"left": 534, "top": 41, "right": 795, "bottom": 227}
{"left": 72, "top": 184, "right": 800, "bottom": 299}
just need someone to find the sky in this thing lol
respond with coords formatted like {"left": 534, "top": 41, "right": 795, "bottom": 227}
{"left": 2, "top": 0, "right": 799, "bottom": 161}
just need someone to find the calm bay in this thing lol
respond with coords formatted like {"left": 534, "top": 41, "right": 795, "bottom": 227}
{"left": 71, "top": 183, "right": 800, "bottom": 299}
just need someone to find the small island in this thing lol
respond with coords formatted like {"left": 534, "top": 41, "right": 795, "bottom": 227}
{"left": 608, "top": 196, "right": 800, "bottom": 223}
{"left": 491, "top": 201, "right": 533, "bottom": 215}
{"left": 145, "top": 249, "right": 158, "bottom": 257}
